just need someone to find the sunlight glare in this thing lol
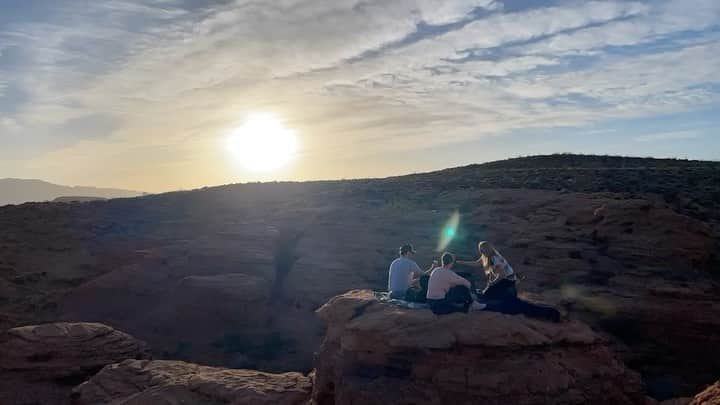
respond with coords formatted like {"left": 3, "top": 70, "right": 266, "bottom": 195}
{"left": 226, "top": 113, "right": 298, "bottom": 171}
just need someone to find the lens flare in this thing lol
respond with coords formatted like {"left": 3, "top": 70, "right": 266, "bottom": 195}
{"left": 437, "top": 210, "right": 460, "bottom": 252}
{"left": 561, "top": 284, "right": 616, "bottom": 316}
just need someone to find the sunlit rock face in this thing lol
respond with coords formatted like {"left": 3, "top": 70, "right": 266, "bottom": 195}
{"left": 689, "top": 380, "right": 720, "bottom": 405}
{"left": 72, "top": 359, "right": 312, "bottom": 405}
{"left": 311, "top": 290, "right": 650, "bottom": 405}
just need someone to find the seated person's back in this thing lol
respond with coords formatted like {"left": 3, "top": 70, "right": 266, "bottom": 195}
{"left": 426, "top": 252, "right": 473, "bottom": 315}
{"left": 388, "top": 244, "right": 424, "bottom": 299}
{"left": 427, "top": 264, "right": 471, "bottom": 300}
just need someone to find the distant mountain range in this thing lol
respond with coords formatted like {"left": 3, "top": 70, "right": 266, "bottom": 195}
{"left": 0, "top": 178, "right": 145, "bottom": 206}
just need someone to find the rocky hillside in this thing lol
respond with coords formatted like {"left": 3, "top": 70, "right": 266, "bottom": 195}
{"left": 0, "top": 154, "right": 718, "bottom": 400}
{"left": 0, "top": 178, "right": 144, "bottom": 206}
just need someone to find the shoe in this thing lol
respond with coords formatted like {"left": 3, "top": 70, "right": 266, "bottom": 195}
{"left": 470, "top": 301, "right": 486, "bottom": 311}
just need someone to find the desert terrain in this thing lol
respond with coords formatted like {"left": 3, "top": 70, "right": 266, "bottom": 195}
{"left": 1, "top": 154, "right": 719, "bottom": 404}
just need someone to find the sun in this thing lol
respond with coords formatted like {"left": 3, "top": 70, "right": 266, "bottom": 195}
{"left": 226, "top": 113, "right": 298, "bottom": 171}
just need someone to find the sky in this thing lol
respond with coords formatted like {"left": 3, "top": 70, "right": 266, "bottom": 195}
{"left": 1, "top": 0, "right": 719, "bottom": 192}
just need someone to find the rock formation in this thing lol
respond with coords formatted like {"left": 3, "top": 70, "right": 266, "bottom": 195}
{"left": 1, "top": 155, "right": 719, "bottom": 398}
{"left": 0, "top": 322, "right": 149, "bottom": 405}
{"left": 311, "top": 290, "right": 649, "bottom": 405}
{"left": 72, "top": 359, "right": 312, "bottom": 405}
{"left": 690, "top": 380, "right": 720, "bottom": 405}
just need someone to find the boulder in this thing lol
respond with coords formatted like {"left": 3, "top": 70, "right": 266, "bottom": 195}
{"left": 0, "top": 322, "right": 149, "bottom": 378}
{"left": 690, "top": 380, "right": 720, "bottom": 405}
{"left": 71, "top": 359, "right": 313, "bottom": 405}
{"left": 0, "top": 322, "right": 149, "bottom": 405}
{"left": 311, "top": 290, "right": 649, "bottom": 405}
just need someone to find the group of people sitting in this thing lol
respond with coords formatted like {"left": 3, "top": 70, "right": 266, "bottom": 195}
{"left": 388, "top": 242, "right": 560, "bottom": 322}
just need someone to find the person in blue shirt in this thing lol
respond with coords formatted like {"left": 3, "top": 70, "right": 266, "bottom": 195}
{"left": 388, "top": 244, "right": 433, "bottom": 300}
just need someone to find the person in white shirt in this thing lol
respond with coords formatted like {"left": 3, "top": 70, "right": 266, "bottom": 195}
{"left": 426, "top": 252, "right": 484, "bottom": 314}
{"left": 388, "top": 244, "right": 432, "bottom": 299}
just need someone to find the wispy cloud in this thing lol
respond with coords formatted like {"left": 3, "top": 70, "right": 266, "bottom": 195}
{"left": 634, "top": 130, "right": 704, "bottom": 142}
{"left": 0, "top": 0, "right": 719, "bottom": 190}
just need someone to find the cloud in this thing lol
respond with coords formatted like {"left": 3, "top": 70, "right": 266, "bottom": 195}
{"left": 0, "top": 117, "right": 21, "bottom": 132}
{"left": 634, "top": 130, "right": 704, "bottom": 142}
{"left": 310, "top": 1, "right": 720, "bottom": 137}
{"left": 1, "top": 0, "right": 719, "bottom": 189}
{"left": 516, "top": 0, "right": 720, "bottom": 57}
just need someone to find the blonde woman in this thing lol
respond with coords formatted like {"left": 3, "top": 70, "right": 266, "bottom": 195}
{"left": 458, "top": 241, "right": 517, "bottom": 300}
{"left": 459, "top": 241, "right": 561, "bottom": 322}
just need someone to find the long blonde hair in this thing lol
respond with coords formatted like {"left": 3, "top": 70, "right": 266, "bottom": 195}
{"left": 478, "top": 241, "right": 498, "bottom": 271}
{"left": 478, "top": 241, "right": 498, "bottom": 257}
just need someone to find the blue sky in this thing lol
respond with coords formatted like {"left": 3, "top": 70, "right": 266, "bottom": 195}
{"left": 0, "top": 0, "right": 719, "bottom": 191}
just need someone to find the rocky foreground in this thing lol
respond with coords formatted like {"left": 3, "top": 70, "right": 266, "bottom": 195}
{"left": 1, "top": 155, "right": 719, "bottom": 399}
{"left": 1, "top": 292, "right": 719, "bottom": 404}
{"left": 72, "top": 359, "right": 312, "bottom": 405}
{"left": 312, "top": 290, "right": 645, "bottom": 405}
{"left": 0, "top": 323, "right": 149, "bottom": 405}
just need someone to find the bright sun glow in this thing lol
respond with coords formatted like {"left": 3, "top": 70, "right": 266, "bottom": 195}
{"left": 226, "top": 113, "right": 298, "bottom": 171}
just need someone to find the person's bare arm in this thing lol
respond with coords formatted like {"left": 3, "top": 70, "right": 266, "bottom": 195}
{"left": 485, "top": 263, "right": 505, "bottom": 286}
{"left": 411, "top": 261, "right": 433, "bottom": 278}
{"left": 456, "top": 259, "right": 482, "bottom": 268}
{"left": 416, "top": 265, "right": 433, "bottom": 277}
{"left": 425, "top": 260, "right": 438, "bottom": 274}
{"left": 450, "top": 271, "right": 471, "bottom": 288}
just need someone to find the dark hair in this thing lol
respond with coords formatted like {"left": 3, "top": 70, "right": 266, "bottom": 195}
{"left": 478, "top": 241, "right": 497, "bottom": 257}
{"left": 441, "top": 252, "right": 455, "bottom": 267}
{"left": 399, "top": 244, "right": 415, "bottom": 256}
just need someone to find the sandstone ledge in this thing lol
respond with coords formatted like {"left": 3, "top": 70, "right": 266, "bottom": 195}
{"left": 72, "top": 359, "right": 312, "bottom": 405}
{"left": 312, "top": 289, "right": 649, "bottom": 405}
{"left": 0, "top": 322, "right": 149, "bottom": 405}
{"left": 0, "top": 322, "right": 149, "bottom": 378}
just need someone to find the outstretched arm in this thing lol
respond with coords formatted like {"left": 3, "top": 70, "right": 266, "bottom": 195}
{"left": 426, "top": 260, "right": 438, "bottom": 273}
{"left": 411, "top": 261, "right": 434, "bottom": 278}
{"left": 456, "top": 259, "right": 482, "bottom": 268}
{"left": 450, "top": 271, "right": 472, "bottom": 288}
{"left": 484, "top": 260, "right": 506, "bottom": 286}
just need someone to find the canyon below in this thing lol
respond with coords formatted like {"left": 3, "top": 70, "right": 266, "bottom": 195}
{"left": 1, "top": 154, "right": 719, "bottom": 404}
